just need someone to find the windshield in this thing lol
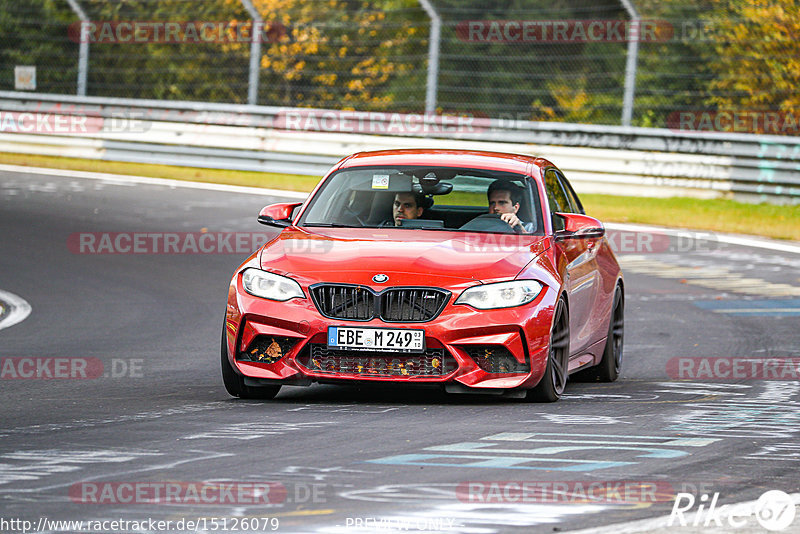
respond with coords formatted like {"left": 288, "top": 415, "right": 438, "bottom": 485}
{"left": 298, "top": 166, "right": 543, "bottom": 235}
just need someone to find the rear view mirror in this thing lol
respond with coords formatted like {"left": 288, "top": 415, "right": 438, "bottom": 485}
{"left": 257, "top": 202, "right": 302, "bottom": 228}
{"left": 554, "top": 213, "right": 605, "bottom": 241}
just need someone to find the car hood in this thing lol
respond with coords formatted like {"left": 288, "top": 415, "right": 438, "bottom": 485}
{"left": 259, "top": 227, "right": 549, "bottom": 286}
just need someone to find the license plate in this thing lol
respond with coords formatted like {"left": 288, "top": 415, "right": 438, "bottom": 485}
{"left": 327, "top": 326, "right": 425, "bottom": 353}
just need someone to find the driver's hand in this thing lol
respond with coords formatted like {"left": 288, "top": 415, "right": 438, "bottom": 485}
{"left": 499, "top": 212, "right": 522, "bottom": 229}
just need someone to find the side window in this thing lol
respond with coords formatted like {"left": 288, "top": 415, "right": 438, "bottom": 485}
{"left": 555, "top": 170, "right": 584, "bottom": 214}
{"left": 544, "top": 169, "right": 570, "bottom": 231}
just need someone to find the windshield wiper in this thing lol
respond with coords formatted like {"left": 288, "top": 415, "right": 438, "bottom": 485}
{"left": 302, "top": 223, "right": 357, "bottom": 228}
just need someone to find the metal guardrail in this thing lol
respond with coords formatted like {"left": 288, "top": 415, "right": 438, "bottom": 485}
{"left": 1, "top": 91, "right": 799, "bottom": 203}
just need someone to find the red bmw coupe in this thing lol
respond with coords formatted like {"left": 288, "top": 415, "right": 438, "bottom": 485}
{"left": 222, "top": 149, "right": 623, "bottom": 402}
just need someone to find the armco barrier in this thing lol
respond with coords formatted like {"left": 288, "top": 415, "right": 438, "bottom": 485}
{"left": 1, "top": 91, "right": 799, "bottom": 203}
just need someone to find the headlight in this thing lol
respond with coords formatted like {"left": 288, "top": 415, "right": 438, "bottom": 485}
{"left": 241, "top": 268, "right": 304, "bottom": 301}
{"left": 455, "top": 280, "right": 543, "bottom": 310}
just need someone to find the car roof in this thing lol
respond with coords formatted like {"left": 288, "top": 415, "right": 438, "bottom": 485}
{"left": 337, "top": 148, "right": 553, "bottom": 176}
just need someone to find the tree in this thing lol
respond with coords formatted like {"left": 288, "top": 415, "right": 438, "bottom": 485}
{"left": 631, "top": 0, "right": 716, "bottom": 128}
{"left": 702, "top": 0, "right": 800, "bottom": 114}
{"left": 430, "top": 0, "right": 630, "bottom": 124}
{"left": 82, "top": 0, "right": 251, "bottom": 101}
{"left": 248, "top": 0, "right": 425, "bottom": 110}
{"left": 0, "top": 0, "right": 78, "bottom": 94}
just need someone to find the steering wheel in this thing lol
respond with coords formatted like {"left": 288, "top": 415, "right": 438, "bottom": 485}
{"left": 460, "top": 213, "right": 522, "bottom": 234}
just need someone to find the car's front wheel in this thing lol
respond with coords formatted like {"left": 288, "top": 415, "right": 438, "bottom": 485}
{"left": 221, "top": 325, "right": 281, "bottom": 400}
{"left": 526, "top": 298, "right": 569, "bottom": 402}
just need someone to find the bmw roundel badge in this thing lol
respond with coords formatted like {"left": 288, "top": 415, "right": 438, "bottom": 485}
{"left": 372, "top": 274, "right": 389, "bottom": 283}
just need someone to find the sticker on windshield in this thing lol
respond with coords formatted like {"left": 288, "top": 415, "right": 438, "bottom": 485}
{"left": 372, "top": 175, "right": 390, "bottom": 189}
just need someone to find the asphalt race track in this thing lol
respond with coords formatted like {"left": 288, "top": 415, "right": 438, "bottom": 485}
{"left": 1, "top": 167, "right": 800, "bottom": 534}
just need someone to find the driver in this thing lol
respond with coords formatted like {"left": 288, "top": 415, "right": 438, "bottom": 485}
{"left": 392, "top": 192, "right": 425, "bottom": 226}
{"left": 487, "top": 179, "right": 534, "bottom": 233}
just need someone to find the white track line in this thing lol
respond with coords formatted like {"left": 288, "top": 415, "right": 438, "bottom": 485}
{"left": 0, "top": 289, "right": 32, "bottom": 331}
{"left": 2, "top": 163, "right": 798, "bottom": 254}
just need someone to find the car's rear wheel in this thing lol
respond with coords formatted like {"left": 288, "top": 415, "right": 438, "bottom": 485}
{"left": 526, "top": 298, "right": 569, "bottom": 402}
{"left": 221, "top": 325, "right": 281, "bottom": 400}
{"left": 577, "top": 285, "right": 624, "bottom": 382}
{"left": 599, "top": 285, "right": 625, "bottom": 381}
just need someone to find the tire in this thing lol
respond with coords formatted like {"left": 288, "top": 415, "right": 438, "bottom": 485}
{"left": 578, "top": 285, "right": 624, "bottom": 382}
{"left": 221, "top": 325, "right": 281, "bottom": 400}
{"left": 526, "top": 298, "right": 569, "bottom": 402}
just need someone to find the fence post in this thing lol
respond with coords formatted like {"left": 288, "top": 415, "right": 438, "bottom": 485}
{"left": 240, "top": 0, "right": 263, "bottom": 106}
{"left": 418, "top": 0, "right": 441, "bottom": 115}
{"left": 65, "top": 0, "right": 89, "bottom": 96}
{"left": 619, "top": 0, "right": 639, "bottom": 127}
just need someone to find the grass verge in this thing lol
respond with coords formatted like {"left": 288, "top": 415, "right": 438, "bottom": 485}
{"left": 2, "top": 152, "right": 799, "bottom": 241}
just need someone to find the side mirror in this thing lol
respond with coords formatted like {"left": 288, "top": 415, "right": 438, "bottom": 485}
{"left": 554, "top": 213, "right": 605, "bottom": 241}
{"left": 257, "top": 202, "right": 302, "bottom": 228}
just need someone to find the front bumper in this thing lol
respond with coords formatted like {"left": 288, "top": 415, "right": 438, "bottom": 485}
{"left": 225, "top": 278, "right": 556, "bottom": 392}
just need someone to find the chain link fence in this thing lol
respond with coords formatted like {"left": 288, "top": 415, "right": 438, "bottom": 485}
{"left": 1, "top": 0, "right": 798, "bottom": 133}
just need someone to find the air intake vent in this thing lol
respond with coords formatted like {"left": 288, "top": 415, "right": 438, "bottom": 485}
{"left": 297, "top": 344, "right": 457, "bottom": 377}
{"left": 310, "top": 285, "right": 449, "bottom": 322}
{"left": 382, "top": 288, "right": 449, "bottom": 322}
{"left": 310, "top": 285, "right": 375, "bottom": 320}
{"left": 465, "top": 345, "right": 530, "bottom": 374}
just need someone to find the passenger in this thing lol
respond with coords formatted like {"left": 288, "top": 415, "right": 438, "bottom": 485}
{"left": 487, "top": 179, "right": 534, "bottom": 233}
{"left": 392, "top": 191, "right": 426, "bottom": 226}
